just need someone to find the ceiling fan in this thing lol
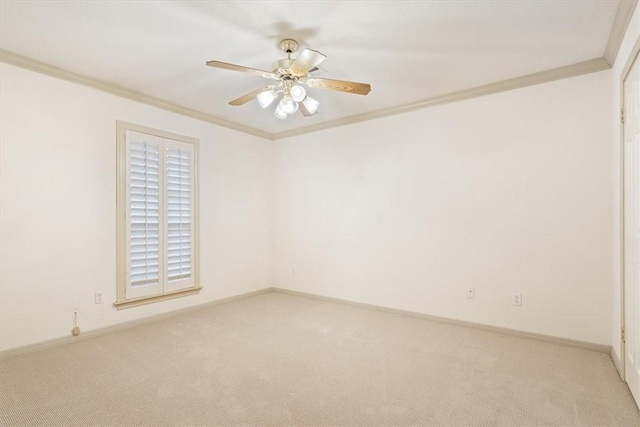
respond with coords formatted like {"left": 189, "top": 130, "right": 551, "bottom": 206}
{"left": 205, "top": 39, "right": 371, "bottom": 120}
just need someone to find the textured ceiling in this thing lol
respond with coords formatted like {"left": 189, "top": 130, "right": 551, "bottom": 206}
{"left": 0, "top": 1, "right": 620, "bottom": 135}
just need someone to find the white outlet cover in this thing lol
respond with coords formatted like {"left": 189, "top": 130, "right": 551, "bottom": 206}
{"left": 95, "top": 292, "right": 103, "bottom": 304}
{"left": 512, "top": 293, "right": 522, "bottom": 306}
{"left": 467, "top": 288, "right": 475, "bottom": 299}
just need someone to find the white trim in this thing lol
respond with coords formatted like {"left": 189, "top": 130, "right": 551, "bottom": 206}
{"left": 0, "top": 50, "right": 613, "bottom": 141}
{"left": 271, "top": 288, "right": 612, "bottom": 354}
{"left": 116, "top": 121, "right": 200, "bottom": 307}
{"left": 114, "top": 286, "right": 202, "bottom": 310}
{"left": 0, "top": 50, "right": 272, "bottom": 140}
{"left": 619, "top": 33, "right": 640, "bottom": 386}
{"left": 604, "top": 0, "right": 639, "bottom": 66}
{"left": 0, "top": 287, "right": 615, "bottom": 360}
{"left": 0, "top": 288, "right": 273, "bottom": 359}
{"left": 274, "top": 58, "right": 610, "bottom": 140}
{"left": 612, "top": 346, "right": 624, "bottom": 379}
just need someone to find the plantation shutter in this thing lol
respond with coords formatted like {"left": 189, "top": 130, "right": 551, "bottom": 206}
{"left": 126, "top": 131, "right": 162, "bottom": 298}
{"left": 118, "top": 122, "right": 199, "bottom": 307}
{"left": 165, "top": 142, "right": 194, "bottom": 290}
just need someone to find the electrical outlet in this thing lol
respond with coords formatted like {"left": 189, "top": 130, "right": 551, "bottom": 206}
{"left": 292, "top": 268, "right": 296, "bottom": 276}
{"left": 95, "top": 291, "right": 104, "bottom": 304}
{"left": 512, "top": 293, "right": 522, "bottom": 306}
{"left": 467, "top": 288, "right": 475, "bottom": 299}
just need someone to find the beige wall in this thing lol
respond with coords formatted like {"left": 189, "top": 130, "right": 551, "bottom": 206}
{"left": 611, "top": 3, "right": 640, "bottom": 367}
{"left": 0, "top": 63, "right": 275, "bottom": 351}
{"left": 1, "top": 47, "right": 623, "bottom": 352}
{"left": 274, "top": 70, "right": 614, "bottom": 345}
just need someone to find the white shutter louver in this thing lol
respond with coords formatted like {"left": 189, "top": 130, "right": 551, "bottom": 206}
{"left": 129, "top": 140, "right": 161, "bottom": 287}
{"left": 166, "top": 147, "right": 192, "bottom": 282}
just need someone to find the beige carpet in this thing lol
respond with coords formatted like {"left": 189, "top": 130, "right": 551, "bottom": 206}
{"left": 0, "top": 291, "right": 638, "bottom": 426}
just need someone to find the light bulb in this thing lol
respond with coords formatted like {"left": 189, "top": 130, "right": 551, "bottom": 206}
{"left": 278, "top": 96, "right": 299, "bottom": 114}
{"left": 274, "top": 106, "right": 288, "bottom": 120}
{"left": 302, "top": 96, "right": 319, "bottom": 115}
{"left": 256, "top": 90, "right": 276, "bottom": 108}
{"left": 290, "top": 85, "right": 306, "bottom": 102}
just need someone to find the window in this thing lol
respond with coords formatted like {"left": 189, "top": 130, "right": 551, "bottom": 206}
{"left": 116, "top": 122, "right": 200, "bottom": 309}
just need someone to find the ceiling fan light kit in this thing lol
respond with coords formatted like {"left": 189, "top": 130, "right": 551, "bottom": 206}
{"left": 290, "top": 85, "right": 306, "bottom": 102}
{"left": 206, "top": 39, "right": 371, "bottom": 120}
{"left": 302, "top": 96, "right": 320, "bottom": 114}
{"left": 274, "top": 105, "right": 288, "bottom": 120}
{"left": 279, "top": 95, "right": 299, "bottom": 115}
{"left": 256, "top": 89, "right": 277, "bottom": 108}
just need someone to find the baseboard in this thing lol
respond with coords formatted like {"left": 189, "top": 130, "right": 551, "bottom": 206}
{"left": 611, "top": 346, "right": 624, "bottom": 379}
{"left": 272, "top": 287, "right": 612, "bottom": 354}
{"left": 1, "top": 286, "right": 612, "bottom": 359}
{"left": 0, "top": 287, "right": 275, "bottom": 360}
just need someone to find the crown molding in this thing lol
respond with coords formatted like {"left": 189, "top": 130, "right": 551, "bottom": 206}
{"left": 603, "top": 0, "right": 638, "bottom": 66}
{"left": 0, "top": 52, "right": 612, "bottom": 142}
{"left": 0, "top": 49, "right": 273, "bottom": 140}
{"left": 1, "top": 1, "right": 633, "bottom": 142}
{"left": 273, "top": 57, "right": 610, "bottom": 140}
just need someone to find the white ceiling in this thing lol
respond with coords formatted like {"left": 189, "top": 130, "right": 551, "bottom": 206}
{"left": 0, "top": 1, "right": 620, "bottom": 135}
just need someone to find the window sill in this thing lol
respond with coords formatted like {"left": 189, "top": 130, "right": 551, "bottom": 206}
{"left": 114, "top": 287, "right": 202, "bottom": 310}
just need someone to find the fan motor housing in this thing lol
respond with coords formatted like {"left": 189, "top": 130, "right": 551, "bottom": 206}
{"left": 272, "top": 58, "right": 295, "bottom": 77}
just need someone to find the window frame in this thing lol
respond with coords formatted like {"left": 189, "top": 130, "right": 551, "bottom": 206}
{"left": 116, "top": 121, "right": 200, "bottom": 309}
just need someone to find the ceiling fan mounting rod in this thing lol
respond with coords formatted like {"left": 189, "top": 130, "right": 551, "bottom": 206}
{"left": 272, "top": 59, "right": 298, "bottom": 79}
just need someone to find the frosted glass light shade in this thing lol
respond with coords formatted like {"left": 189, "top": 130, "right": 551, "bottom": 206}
{"left": 257, "top": 90, "right": 276, "bottom": 108}
{"left": 290, "top": 85, "right": 306, "bottom": 102}
{"left": 279, "top": 96, "right": 299, "bottom": 114}
{"left": 302, "top": 96, "right": 320, "bottom": 115}
{"left": 274, "top": 106, "right": 288, "bottom": 120}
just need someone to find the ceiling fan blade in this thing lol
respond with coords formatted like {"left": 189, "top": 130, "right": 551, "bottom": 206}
{"left": 206, "top": 60, "right": 276, "bottom": 80}
{"left": 290, "top": 49, "right": 327, "bottom": 76}
{"left": 229, "top": 87, "right": 272, "bottom": 106}
{"left": 305, "top": 77, "right": 371, "bottom": 95}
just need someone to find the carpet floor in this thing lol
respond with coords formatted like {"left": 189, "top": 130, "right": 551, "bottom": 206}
{"left": 0, "top": 291, "right": 639, "bottom": 426}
